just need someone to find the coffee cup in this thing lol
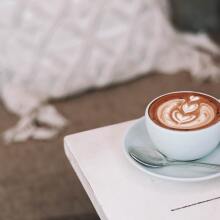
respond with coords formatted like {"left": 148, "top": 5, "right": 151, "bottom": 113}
{"left": 145, "top": 91, "right": 220, "bottom": 161}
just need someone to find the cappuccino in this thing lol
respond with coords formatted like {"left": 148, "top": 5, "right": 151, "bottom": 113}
{"left": 149, "top": 92, "right": 220, "bottom": 131}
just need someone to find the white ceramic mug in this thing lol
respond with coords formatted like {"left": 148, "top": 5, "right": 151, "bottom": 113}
{"left": 145, "top": 91, "right": 220, "bottom": 161}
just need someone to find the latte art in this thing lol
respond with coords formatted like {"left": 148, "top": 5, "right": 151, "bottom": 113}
{"left": 157, "top": 96, "right": 215, "bottom": 129}
{"left": 149, "top": 92, "right": 219, "bottom": 131}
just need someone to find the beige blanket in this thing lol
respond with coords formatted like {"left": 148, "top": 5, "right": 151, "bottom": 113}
{"left": 0, "top": 0, "right": 219, "bottom": 142}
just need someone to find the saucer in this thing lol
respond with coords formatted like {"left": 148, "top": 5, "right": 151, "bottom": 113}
{"left": 123, "top": 117, "right": 220, "bottom": 182}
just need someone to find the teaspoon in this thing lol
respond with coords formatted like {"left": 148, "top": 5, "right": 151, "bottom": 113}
{"left": 129, "top": 147, "right": 220, "bottom": 169}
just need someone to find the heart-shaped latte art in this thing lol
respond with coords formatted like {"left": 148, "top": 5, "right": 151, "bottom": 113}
{"left": 172, "top": 111, "right": 196, "bottom": 123}
{"left": 156, "top": 96, "right": 216, "bottom": 130}
{"left": 182, "top": 102, "right": 199, "bottom": 114}
{"left": 189, "top": 95, "right": 200, "bottom": 102}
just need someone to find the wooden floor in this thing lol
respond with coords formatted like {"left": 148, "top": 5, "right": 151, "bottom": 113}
{"left": 0, "top": 72, "right": 219, "bottom": 220}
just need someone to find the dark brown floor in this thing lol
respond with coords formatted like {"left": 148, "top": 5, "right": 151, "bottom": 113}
{"left": 0, "top": 72, "right": 219, "bottom": 220}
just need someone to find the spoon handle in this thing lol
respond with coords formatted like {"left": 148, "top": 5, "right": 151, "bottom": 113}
{"left": 168, "top": 161, "right": 220, "bottom": 169}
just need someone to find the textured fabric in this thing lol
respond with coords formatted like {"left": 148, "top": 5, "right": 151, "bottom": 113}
{"left": 0, "top": 0, "right": 219, "bottom": 142}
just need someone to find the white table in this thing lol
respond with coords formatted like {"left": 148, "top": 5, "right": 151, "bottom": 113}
{"left": 64, "top": 119, "right": 220, "bottom": 220}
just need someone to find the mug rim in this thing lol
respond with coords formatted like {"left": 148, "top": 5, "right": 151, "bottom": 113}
{"left": 145, "top": 90, "right": 220, "bottom": 133}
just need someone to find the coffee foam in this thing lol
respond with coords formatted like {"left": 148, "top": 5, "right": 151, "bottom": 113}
{"left": 157, "top": 97, "right": 215, "bottom": 130}
{"left": 149, "top": 93, "right": 220, "bottom": 131}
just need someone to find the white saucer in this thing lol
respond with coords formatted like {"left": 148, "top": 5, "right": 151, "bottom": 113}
{"left": 123, "top": 117, "right": 220, "bottom": 182}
